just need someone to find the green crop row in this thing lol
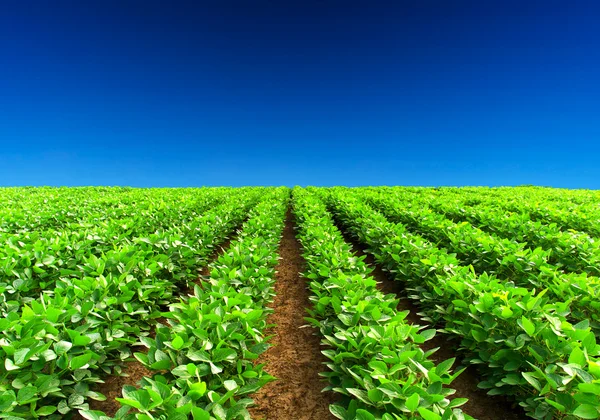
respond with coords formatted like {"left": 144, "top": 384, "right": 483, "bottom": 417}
{"left": 355, "top": 188, "right": 600, "bottom": 334}
{"left": 405, "top": 189, "right": 600, "bottom": 277}
{"left": 292, "top": 188, "right": 472, "bottom": 420}
{"left": 322, "top": 188, "right": 600, "bottom": 420}
{"left": 426, "top": 186, "right": 599, "bottom": 207}
{"left": 79, "top": 187, "right": 289, "bottom": 420}
{"left": 0, "top": 188, "right": 258, "bottom": 301}
{"left": 0, "top": 187, "right": 227, "bottom": 238}
{"left": 0, "top": 188, "right": 227, "bottom": 234}
{"left": 437, "top": 187, "right": 600, "bottom": 237}
{"left": 0, "top": 189, "right": 266, "bottom": 418}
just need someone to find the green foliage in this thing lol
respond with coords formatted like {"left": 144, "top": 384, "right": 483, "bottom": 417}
{"left": 0, "top": 187, "right": 282, "bottom": 418}
{"left": 358, "top": 188, "right": 600, "bottom": 333}
{"left": 293, "top": 188, "right": 473, "bottom": 420}
{"left": 322, "top": 187, "right": 600, "bottom": 419}
{"left": 2, "top": 185, "right": 599, "bottom": 420}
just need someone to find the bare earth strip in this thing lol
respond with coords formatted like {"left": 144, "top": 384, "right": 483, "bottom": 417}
{"left": 249, "top": 210, "right": 337, "bottom": 420}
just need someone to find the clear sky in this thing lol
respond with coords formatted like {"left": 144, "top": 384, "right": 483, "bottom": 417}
{"left": 1, "top": 1, "right": 598, "bottom": 188}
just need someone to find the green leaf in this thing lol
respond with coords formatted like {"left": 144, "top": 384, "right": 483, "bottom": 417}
{"left": 223, "top": 380, "right": 238, "bottom": 391}
{"left": 213, "top": 403, "right": 228, "bottom": 419}
{"left": 522, "top": 372, "right": 541, "bottom": 392}
{"left": 436, "top": 358, "right": 454, "bottom": 375}
{"left": 371, "top": 307, "right": 381, "bottom": 321}
{"left": 46, "top": 307, "right": 62, "bottom": 323}
{"left": 367, "top": 388, "right": 383, "bottom": 403}
{"left": 70, "top": 353, "right": 93, "bottom": 370}
{"left": 569, "top": 347, "right": 586, "bottom": 366}
{"left": 420, "top": 329, "right": 436, "bottom": 341}
{"left": 209, "top": 362, "right": 222, "bottom": 374}
{"left": 73, "top": 335, "right": 92, "bottom": 347}
{"left": 56, "top": 354, "right": 68, "bottom": 369}
{"left": 329, "top": 405, "right": 346, "bottom": 419}
{"left": 347, "top": 388, "right": 370, "bottom": 404}
{"left": 5, "top": 359, "right": 19, "bottom": 371}
{"left": 13, "top": 348, "right": 31, "bottom": 365}
{"left": 246, "top": 309, "right": 263, "bottom": 322}
{"left": 356, "top": 409, "right": 376, "bottom": 420}
{"left": 187, "top": 382, "right": 207, "bottom": 400}
{"left": 212, "top": 348, "right": 236, "bottom": 363}
{"left": 171, "top": 336, "right": 184, "bottom": 350}
{"left": 54, "top": 341, "right": 73, "bottom": 355}
{"left": 36, "top": 405, "right": 57, "bottom": 416}
{"left": 150, "top": 359, "right": 172, "bottom": 370}
{"left": 573, "top": 404, "right": 600, "bottom": 419}
{"left": 521, "top": 316, "right": 535, "bottom": 336}
{"left": 69, "top": 394, "right": 85, "bottom": 406}
{"left": 79, "top": 410, "right": 110, "bottom": 420}
{"left": 578, "top": 383, "right": 600, "bottom": 395}
{"left": 418, "top": 407, "right": 442, "bottom": 420}
{"left": 0, "top": 391, "right": 16, "bottom": 411}
{"left": 115, "top": 398, "right": 142, "bottom": 410}
{"left": 405, "top": 392, "right": 419, "bottom": 412}
{"left": 57, "top": 400, "right": 70, "bottom": 414}
{"left": 187, "top": 350, "right": 210, "bottom": 362}
{"left": 504, "top": 360, "right": 521, "bottom": 371}
{"left": 448, "top": 398, "right": 468, "bottom": 408}
{"left": 500, "top": 306, "right": 514, "bottom": 318}
{"left": 17, "top": 385, "right": 38, "bottom": 404}
{"left": 42, "top": 255, "right": 55, "bottom": 265}
{"left": 471, "top": 329, "right": 486, "bottom": 342}
{"left": 134, "top": 352, "right": 149, "bottom": 365}
{"left": 545, "top": 399, "right": 566, "bottom": 412}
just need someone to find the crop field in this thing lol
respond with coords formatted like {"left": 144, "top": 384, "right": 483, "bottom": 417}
{"left": 1, "top": 186, "right": 600, "bottom": 420}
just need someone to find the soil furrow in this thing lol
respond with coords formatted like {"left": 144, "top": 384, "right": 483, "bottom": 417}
{"left": 249, "top": 210, "right": 337, "bottom": 420}
{"left": 334, "top": 225, "right": 527, "bottom": 420}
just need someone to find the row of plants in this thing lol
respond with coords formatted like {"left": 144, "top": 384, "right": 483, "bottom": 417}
{"left": 0, "top": 188, "right": 259, "bottom": 301}
{"left": 403, "top": 189, "right": 600, "bottom": 277}
{"left": 0, "top": 189, "right": 268, "bottom": 418}
{"left": 436, "top": 187, "right": 600, "bottom": 238}
{"left": 0, "top": 187, "right": 164, "bottom": 233}
{"left": 79, "top": 187, "right": 289, "bottom": 420}
{"left": 355, "top": 188, "right": 600, "bottom": 334}
{"left": 0, "top": 187, "right": 229, "bottom": 235}
{"left": 426, "top": 186, "right": 599, "bottom": 206}
{"left": 292, "top": 188, "right": 473, "bottom": 420}
{"left": 321, "top": 188, "right": 600, "bottom": 420}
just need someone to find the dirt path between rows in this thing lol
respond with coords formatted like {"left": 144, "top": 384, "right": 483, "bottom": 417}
{"left": 333, "top": 225, "right": 527, "bottom": 420}
{"left": 249, "top": 210, "right": 336, "bottom": 420}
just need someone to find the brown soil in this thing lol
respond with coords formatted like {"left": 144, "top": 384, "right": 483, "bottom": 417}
{"left": 338, "top": 232, "right": 527, "bottom": 420}
{"left": 248, "top": 210, "right": 337, "bottom": 420}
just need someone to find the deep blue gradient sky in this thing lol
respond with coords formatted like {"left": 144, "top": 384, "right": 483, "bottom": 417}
{"left": 1, "top": 1, "right": 599, "bottom": 187}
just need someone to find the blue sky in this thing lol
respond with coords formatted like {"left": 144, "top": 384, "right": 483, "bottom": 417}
{"left": 1, "top": 1, "right": 598, "bottom": 188}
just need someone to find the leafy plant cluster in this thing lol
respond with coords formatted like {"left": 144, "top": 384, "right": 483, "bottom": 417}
{"left": 410, "top": 188, "right": 600, "bottom": 277}
{"left": 356, "top": 188, "right": 600, "bottom": 333}
{"left": 0, "top": 187, "right": 267, "bottom": 418}
{"left": 0, "top": 188, "right": 227, "bottom": 235}
{"left": 417, "top": 186, "right": 598, "bottom": 207}
{"left": 440, "top": 187, "right": 600, "bottom": 238}
{"left": 79, "top": 187, "right": 289, "bottom": 420}
{"left": 292, "top": 188, "right": 473, "bottom": 420}
{"left": 322, "top": 188, "right": 600, "bottom": 420}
